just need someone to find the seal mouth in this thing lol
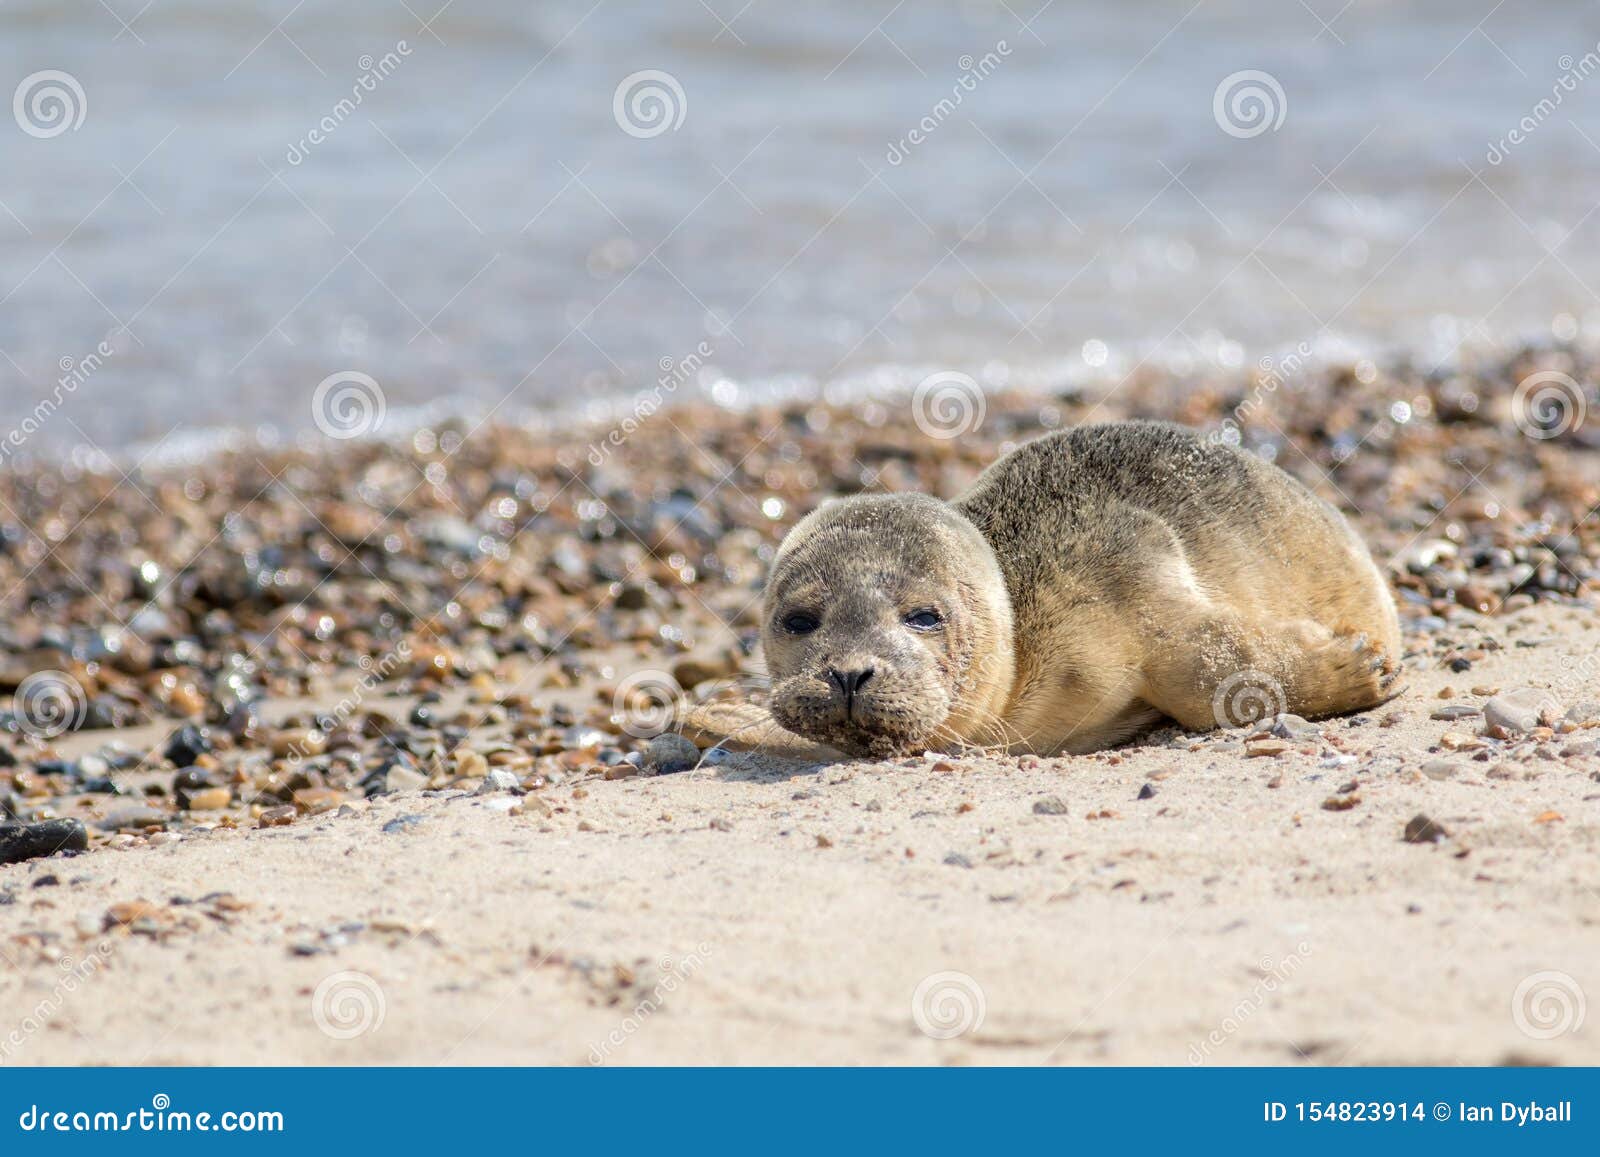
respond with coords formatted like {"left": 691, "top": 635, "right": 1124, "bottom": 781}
{"left": 769, "top": 672, "right": 946, "bottom": 759}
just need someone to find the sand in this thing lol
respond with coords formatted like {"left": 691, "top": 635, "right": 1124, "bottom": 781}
{"left": 3, "top": 596, "right": 1597, "bottom": 1067}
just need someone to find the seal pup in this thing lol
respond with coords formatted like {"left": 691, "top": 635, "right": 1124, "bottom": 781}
{"left": 759, "top": 420, "right": 1401, "bottom": 757}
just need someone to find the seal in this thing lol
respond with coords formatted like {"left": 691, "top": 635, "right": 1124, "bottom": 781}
{"left": 759, "top": 420, "right": 1401, "bottom": 757}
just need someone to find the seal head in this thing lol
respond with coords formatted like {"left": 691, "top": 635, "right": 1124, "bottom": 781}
{"left": 761, "top": 493, "right": 1015, "bottom": 757}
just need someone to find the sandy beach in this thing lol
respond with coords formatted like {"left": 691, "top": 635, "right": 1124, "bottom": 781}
{"left": 3, "top": 346, "right": 1599, "bottom": 1066}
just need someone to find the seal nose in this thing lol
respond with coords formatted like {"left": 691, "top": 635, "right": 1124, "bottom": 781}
{"left": 827, "top": 666, "right": 875, "bottom": 716}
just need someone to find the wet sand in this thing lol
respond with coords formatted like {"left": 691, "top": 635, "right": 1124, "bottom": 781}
{"left": 2, "top": 345, "right": 1598, "bottom": 1064}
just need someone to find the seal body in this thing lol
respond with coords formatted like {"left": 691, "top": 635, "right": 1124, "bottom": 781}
{"left": 761, "top": 421, "right": 1401, "bottom": 757}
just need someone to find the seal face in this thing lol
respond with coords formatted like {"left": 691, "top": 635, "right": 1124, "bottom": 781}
{"left": 759, "top": 421, "right": 1403, "bottom": 759}
{"left": 761, "top": 493, "right": 1014, "bottom": 758}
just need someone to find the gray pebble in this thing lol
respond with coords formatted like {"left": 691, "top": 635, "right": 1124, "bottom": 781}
{"left": 1270, "top": 713, "right": 1321, "bottom": 740}
{"left": 1484, "top": 688, "right": 1560, "bottom": 733}
{"left": 646, "top": 732, "right": 702, "bottom": 775}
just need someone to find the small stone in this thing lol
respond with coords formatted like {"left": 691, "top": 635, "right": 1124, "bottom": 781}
{"left": 645, "top": 733, "right": 701, "bottom": 775}
{"left": 1246, "top": 739, "right": 1292, "bottom": 757}
{"left": 380, "top": 762, "right": 427, "bottom": 794}
{"left": 98, "top": 806, "right": 168, "bottom": 832}
{"left": 1455, "top": 585, "right": 1499, "bottom": 614}
{"left": 1420, "top": 760, "right": 1460, "bottom": 781}
{"left": 475, "top": 769, "right": 521, "bottom": 794}
{"left": 1439, "top": 732, "right": 1485, "bottom": 751}
{"left": 105, "top": 900, "right": 165, "bottom": 928}
{"left": 163, "top": 724, "right": 212, "bottom": 767}
{"left": 454, "top": 750, "right": 489, "bottom": 780}
{"left": 382, "top": 813, "right": 425, "bottom": 834}
{"left": 292, "top": 788, "right": 345, "bottom": 814}
{"left": 184, "top": 786, "right": 232, "bottom": 811}
{"left": 1321, "top": 793, "right": 1361, "bottom": 811}
{"left": 671, "top": 652, "right": 737, "bottom": 690}
{"left": 0, "top": 819, "right": 88, "bottom": 865}
{"left": 1565, "top": 701, "right": 1600, "bottom": 726}
{"left": 1484, "top": 689, "right": 1561, "bottom": 734}
{"left": 709, "top": 817, "right": 733, "bottom": 832}
{"left": 1032, "top": 796, "right": 1070, "bottom": 815}
{"left": 258, "top": 805, "right": 297, "bottom": 828}
{"left": 1404, "top": 814, "right": 1448, "bottom": 844}
{"left": 1270, "top": 714, "right": 1320, "bottom": 740}
{"left": 1136, "top": 783, "right": 1157, "bottom": 800}
{"left": 943, "top": 852, "right": 974, "bottom": 869}
{"left": 270, "top": 729, "right": 325, "bottom": 759}
{"left": 1430, "top": 705, "right": 1481, "bottom": 721}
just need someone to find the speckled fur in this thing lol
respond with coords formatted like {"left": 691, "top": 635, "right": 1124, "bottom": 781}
{"left": 761, "top": 420, "right": 1401, "bottom": 757}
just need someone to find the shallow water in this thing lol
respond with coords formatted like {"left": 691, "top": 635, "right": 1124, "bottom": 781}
{"left": 2, "top": 0, "right": 1598, "bottom": 453}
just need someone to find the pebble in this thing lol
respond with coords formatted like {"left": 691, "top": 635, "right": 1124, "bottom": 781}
{"left": 257, "top": 805, "right": 297, "bottom": 828}
{"left": 379, "top": 762, "right": 427, "bottom": 795}
{"left": 1246, "top": 739, "right": 1292, "bottom": 757}
{"left": 1420, "top": 760, "right": 1461, "bottom": 781}
{"left": 98, "top": 806, "right": 169, "bottom": 832}
{"left": 184, "top": 786, "right": 232, "bottom": 811}
{"left": 1430, "top": 705, "right": 1481, "bottom": 721}
{"left": 646, "top": 733, "right": 702, "bottom": 775}
{"left": 1270, "top": 714, "right": 1321, "bottom": 740}
{"left": 1137, "top": 783, "right": 1157, "bottom": 800}
{"left": 475, "top": 769, "right": 522, "bottom": 794}
{"left": 1403, "top": 814, "right": 1449, "bottom": 844}
{"left": 1484, "top": 688, "right": 1561, "bottom": 734}
{"left": 943, "top": 852, "right": 974, "bottom": 869}
{"left": 0, "top": 819, "right": 88, "bottom": 864}
{"left": 1032, "top": 796, "right": 1070, "bottom": 815}
{"left": 382, "top": 813, "right": 425, "bottom": 834}
{"left": 1564, "top": 701, "right": 1600, "bottom": 726}
{"left": 163, "top": 724, "right": 212, "bottom": 767}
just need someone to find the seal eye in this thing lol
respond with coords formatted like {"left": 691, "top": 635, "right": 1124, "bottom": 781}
{"left": 781, "top": 611, "right": 820, "bottom": 635}
{"left": 903, "top": 609, "right": 943, "bottom": 632}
